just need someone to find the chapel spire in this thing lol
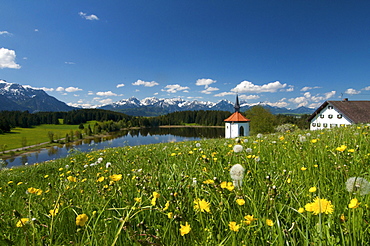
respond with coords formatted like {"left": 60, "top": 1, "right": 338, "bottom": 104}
{"left": 234, "top": 95, "right": 240, "bottom": 112}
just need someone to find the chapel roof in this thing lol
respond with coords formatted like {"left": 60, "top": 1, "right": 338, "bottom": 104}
{"left": 224, "top": 112, "right": 250, "bottom": 122}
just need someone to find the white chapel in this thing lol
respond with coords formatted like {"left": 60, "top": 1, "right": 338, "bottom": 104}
{"left": 224, "top": 96, "right": 250, "bottom": 138}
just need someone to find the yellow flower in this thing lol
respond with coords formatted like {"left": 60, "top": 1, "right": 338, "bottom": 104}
{"left": 203, "top": 179, "right": 215, "bottom": 184}
{"left": 266, "top": 219, "right": 274, "bottom": 226}
{"left": 179, "top": 222, "right": 191, "bottom": 236}
{"left": 167, "top": 212, "right": 173, "bottom": 219}
{"left": 17, "top": 182, "right": 23, "bottom": 185}
{"left": 163, "top": 201, "right": 170, "bottom": 211}
{"left": 340, "top": 214, "right": 346, "bottom": 222}
{"left": 244, "top": 215, "right": 257, "bottom": 225}
{"left": 16, "top": 218, "right": 29, "bottom": 227}
{"left": 336, "top": 145, "right": 347, "bottom": 152}
{"left": 311, "top": 139, "right": 318, "bottom": 143}
{"left": 153, "top": 191, "right": 160, "bottom": 198}
{"left": 67, "top": 176, "right": 77, "bottom": 182}
{"left": 76, "top": 214, "right": 89, "bottom": 226}
{"left": 279, "top": 136, "right": 285, "bottom": 141}
{"left": 96, "top": 176, "right": 105, "bottom": 182}
{"left": 44, "top": 175, "right": 49, "bottom": 178}
{"left": 27, "top": 187, "right": 42, "bottom": 195}
{"left": 305, "top": 197, "right": 334, "bottom": 215}
{"left": 348, "top": 198, "right": 360, "bottom": 209}
{"left": 109, "top": 174, "right": 122, "bottom": 181}
{"left": 193, "top": 198, "right": 211, "bottom": 213}
{"left": 236, "top": 199, "right": 245, "bottom": 206}
{"left": 228, "top": 221, "right": 240, "bottom": 232}
{"left": 134, "top": 197, "right": 142, "bottom": 203}
{"left": 301, "top": 167, "right": 307, "bottom": 171}
{"left": 309, "top": 187, "right": 317, "bottom": 193}
{"left": 287, "top": 178, "right": 291, "bottom": 184}
{"left": 8, "top": 181, "right": 13, "bottom": 184}
{"left": 49, "top": 208, "right": 59, "bottom": 217}
{"left": 220, "top": 181, "right": 235, "bottom": 191}
{"left": 298, "top": 207, "right": 305, "bottom": 213}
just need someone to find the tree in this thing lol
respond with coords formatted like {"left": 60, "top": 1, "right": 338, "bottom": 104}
{"left": 48, "top": 131, "right": 55, "bottom": 143}
{"left": 244, "top": 106, "right": 276, "bottom": 135}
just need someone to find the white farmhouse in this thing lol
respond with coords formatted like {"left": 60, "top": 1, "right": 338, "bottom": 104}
{"left": 308, "top": 99, "right": 370, "bottom": 130}
{"left": 224, "top": 96, "right": 250, "bottom": 138}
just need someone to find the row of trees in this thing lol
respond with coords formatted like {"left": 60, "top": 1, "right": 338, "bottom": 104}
{"left": 0, "top": 107, "right": 311, "bottom": 135}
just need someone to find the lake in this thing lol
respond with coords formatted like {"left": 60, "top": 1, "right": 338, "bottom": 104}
{"left": 1, "top": 127, "right": 224, "bottom": 168}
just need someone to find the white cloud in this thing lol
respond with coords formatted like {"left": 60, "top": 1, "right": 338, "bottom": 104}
{"left": 0, "top": 48, "right": 21, "bottom": 69}
{"left": 34, "top": 29, "right": 39, "bottom": 32}
{"left": 300, "top": 86, "right": 321, "bottom": 91}
{"left": 162, "top": 84, "right": 190, "bottom": 93}
{"left": 239, "top": 94, "right": 260, "bottom": 100}
{"left": 201, "top": 86, "right": 219, "bottom": 94}
{"left": 99, "top": 98, "right": 113, "bottom": 105}
{"left": 196, "top": 78, "right": 216, "bottom": 88}
{"left": 56, "top": 87, "right": 65, "bottom": 92}
{"left": 65, "top": 86, "right": 82, "bottom": 93}
{"left": 324, "top": 90, "right": 336, "bottom": 99}
{"left": 132, "top": 79, "right": 159, "bottom": 87}
{"left": 79, "top": 12, "right": 99, "bottom": 21}
{"left": 214, "top": 91, "right": 235, "bottom": 97}
{"left": 231, "top": 81, "right": 287, "bottom": 93}
{"left": 65, "top": 61, "right": 75, "bottom": 65}
{"left": 266, "top": 100, "right": 289, "bottom": 108}
{"left": 88, "top": 91, "right": 94, "bottom": 95}
{"left": 345, "top": 88, "right": 361, "bottom": 95}
{"left": 96, "top": 91, "right": 117, "bottom": 96}
{"left": 289, "top": 96, "right": 307, "bottom": 104}
{"left": 0, "top": 31, "right": 12, "bottom": 36}
{"left": 116, "top": 83, "right": 125, "bottom": 88}
{"left": 303, "top": 92, "right": 311, "bottom": 98}
{"left": 362, "top": 86, "right": 370, "bottom": 91}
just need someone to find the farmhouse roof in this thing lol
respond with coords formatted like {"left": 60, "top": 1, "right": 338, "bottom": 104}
{"left": 308, "top": 100, "right": 370, "bottom": 123}
{"left": 224, "top": 112, "right": 250, "bottom": 122}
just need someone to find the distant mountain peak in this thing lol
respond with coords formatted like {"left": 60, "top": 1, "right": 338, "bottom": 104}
{"left": 0, "top": 81, "right": 74, "bottom": 112}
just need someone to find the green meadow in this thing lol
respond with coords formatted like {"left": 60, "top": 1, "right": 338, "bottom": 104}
{"left": 1, "top": 124, "right": 370, "bottom": 245}
{"left": 0, "top": 124, "right": 79, "bottom": 151}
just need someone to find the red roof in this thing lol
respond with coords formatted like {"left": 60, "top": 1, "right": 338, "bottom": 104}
{"left": 224, "top": 112, "right": 250, "bottom": 122}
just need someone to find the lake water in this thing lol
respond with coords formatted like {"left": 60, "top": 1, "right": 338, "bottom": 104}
{"left": 2, "top": 127, "right": 224, "bottom": 168}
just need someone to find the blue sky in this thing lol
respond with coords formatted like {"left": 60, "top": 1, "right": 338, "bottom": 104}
{"left": 1, "top": 0, "right": 369, "bottom": 109}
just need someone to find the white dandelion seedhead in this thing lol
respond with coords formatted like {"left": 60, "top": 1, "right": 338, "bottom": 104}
{"left": 233, "top": 144, "right": 243, "bottom": 153}
{"left": 244, "top": 139, "right": 249, "bottom": 143}
{"left": 299, "top": 135, "right": 307, "bottom": 143}
{"left": 257, "top": 133, "right": 263, "bottom": 139}
{"left": 345, "top": 177, "right": 370, "bottom": 196}
{"left": 230, "top": 164, "right": 245, "bottom": 188}
{"left": 245, "top": 148, "right": 253, "bottom": 153}
{"left": 195, "top": 143, "right": 201, "bottom": 148}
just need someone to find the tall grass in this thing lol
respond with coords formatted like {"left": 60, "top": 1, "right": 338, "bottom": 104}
{"left": 1, "top": 124, "right": 370, "bottom": 245}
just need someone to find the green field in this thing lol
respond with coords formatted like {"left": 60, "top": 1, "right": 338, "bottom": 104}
{"left": 0, "top": 123, "right": 93, "bottom": 152}
{"left": 1, "top": 125, "right": 370, "bottom": 245}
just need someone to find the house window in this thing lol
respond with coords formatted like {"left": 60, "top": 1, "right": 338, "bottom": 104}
{"left": 328, "top": 114, "right": 333, "bottom": 119}
{"left": 337, "top": 114, "right": 342, "bottom": 119}
{"left": 328, "top": 106, "right": 333, "bottom": 109}
{"left": 320, "top": 114, "right": 324, "bottom": 118}
{"left": 323, "top": 123, "right": 328, "bottom": 128}
{"left": 317, "top": 123, "right": 321, "bottom": 127}
{"left": 312, "top": 123, "right": 316, "bottom": 127}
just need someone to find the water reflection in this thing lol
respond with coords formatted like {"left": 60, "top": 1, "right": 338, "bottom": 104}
{"left": 2, "top": 127, "right": 224, "bottom": 168}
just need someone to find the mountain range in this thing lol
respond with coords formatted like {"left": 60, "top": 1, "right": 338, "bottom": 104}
{"left": 0, "top": 80, "right": 74, "bottom": 112}
{"left": 0, "top": 80, "right": 315, "bottom": 116}
{"left": 99, "top": 96, "right": 314, "bottom": 116}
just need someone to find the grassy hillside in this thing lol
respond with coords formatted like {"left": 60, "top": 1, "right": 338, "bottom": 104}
{"left": 1, "top": 125, "right": 370, "bottom": 245}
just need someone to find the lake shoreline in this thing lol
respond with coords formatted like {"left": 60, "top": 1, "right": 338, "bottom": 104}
{"left": 1, "top": 125, "right": 224, "bottom": 161}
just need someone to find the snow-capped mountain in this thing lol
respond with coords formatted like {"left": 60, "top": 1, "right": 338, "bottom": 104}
{"left": 0, "top": 80, "right": 74, "bottom": 112}
{"left": 99, "top": 96, "right": 314, "bottom": 116}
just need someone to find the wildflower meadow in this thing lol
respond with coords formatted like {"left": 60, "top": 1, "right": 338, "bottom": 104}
{"left": 1, "top": 124, "right": 370, "bottom": 245}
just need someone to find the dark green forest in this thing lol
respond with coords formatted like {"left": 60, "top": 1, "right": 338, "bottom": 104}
{"left": 0, "top": 107, "right": 310, "bottom": 135}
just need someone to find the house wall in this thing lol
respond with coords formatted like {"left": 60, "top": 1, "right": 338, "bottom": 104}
{"left": 310, "top": 105, "right": 352, "bottom": 130}
{"left": 225, "top": 122, "right": 250, "bottom": 138}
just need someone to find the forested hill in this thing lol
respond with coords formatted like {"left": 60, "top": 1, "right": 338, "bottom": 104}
{"left": 0, "top": 107, "right": 311, "bottom": 134}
